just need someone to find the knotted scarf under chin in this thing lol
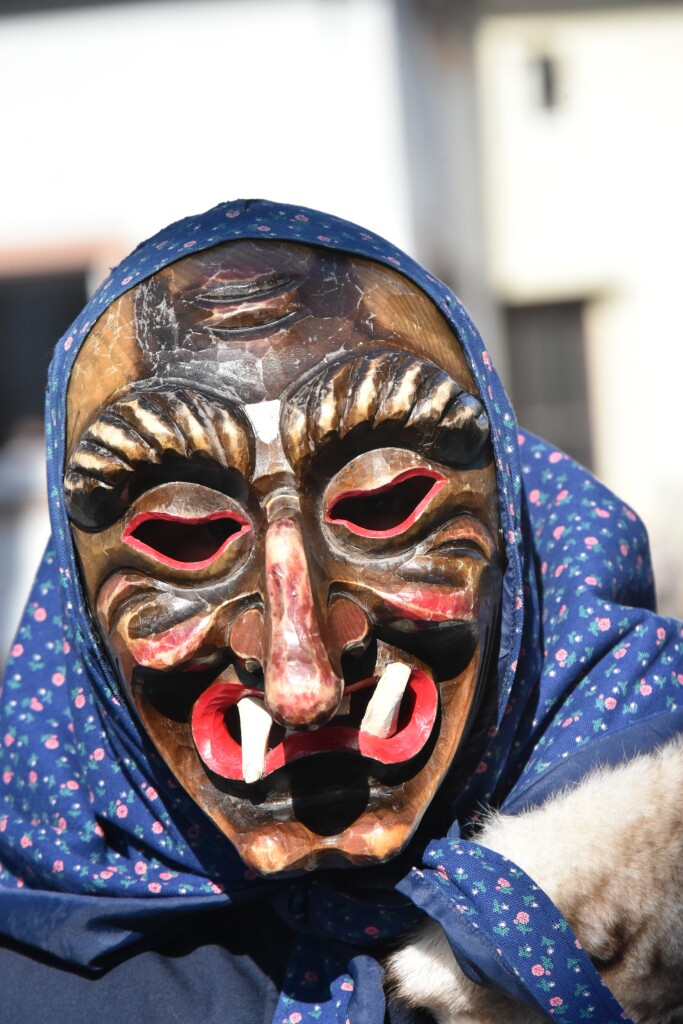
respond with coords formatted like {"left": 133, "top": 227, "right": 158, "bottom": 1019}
{"left": 268, "top": 874, "right": 424, "bottom": 1023}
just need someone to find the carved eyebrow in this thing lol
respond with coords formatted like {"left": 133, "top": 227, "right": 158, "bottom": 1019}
{"left": 281, "top": 349, "right": 490, "bottom": 472}
{"left": 65, "top": 386, "right": 253, "bottom": 530}
{"left": 185, "top": 271, "right": 300, "bottom": 303}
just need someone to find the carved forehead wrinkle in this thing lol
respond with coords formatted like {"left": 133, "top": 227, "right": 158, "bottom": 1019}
{"left": 154, "top": 238, "right": 317, "bottom": 294}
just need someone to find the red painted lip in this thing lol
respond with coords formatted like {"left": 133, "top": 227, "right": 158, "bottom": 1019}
{"left": 191, "top": 669, "right": 438, "bottom": 783}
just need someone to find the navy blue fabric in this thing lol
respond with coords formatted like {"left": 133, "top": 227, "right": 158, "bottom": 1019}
{"left": 1, "top": 199, "right": 681, "bottom": 1022}
{"left": 0, "top": 903, "right": 287, "bottom": 1024}
{"left": 0, "top": 902, "right": 435, "bottom": 1024}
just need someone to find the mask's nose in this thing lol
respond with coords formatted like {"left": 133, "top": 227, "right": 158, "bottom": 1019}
{"left": 262, "top": 515, "right": 343, "bottom": 728}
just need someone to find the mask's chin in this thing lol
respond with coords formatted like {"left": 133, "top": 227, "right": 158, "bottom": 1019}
{"left": 227, "top": 799, "right": 430, "bottom": 875}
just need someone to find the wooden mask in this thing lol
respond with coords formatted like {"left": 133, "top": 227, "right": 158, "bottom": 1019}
{"left": 64, "top": 240, "right": 502, "bottom": 874}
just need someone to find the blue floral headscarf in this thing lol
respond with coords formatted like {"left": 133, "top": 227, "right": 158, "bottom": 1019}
{"left": 1, "top": 199, "right": 682, "bottom": 1022}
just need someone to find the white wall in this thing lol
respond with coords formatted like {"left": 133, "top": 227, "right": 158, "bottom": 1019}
{"left": 477, "top": 7, "right": 683, "bottom": 612}
{"left": 0, "top": 0, "right": 412, "bottom": 257}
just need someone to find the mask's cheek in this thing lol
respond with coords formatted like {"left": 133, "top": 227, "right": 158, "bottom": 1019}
{"left": 95, "top": 572, "right": 224, "bottom": 682}
{"left": 372, "top": 584, "right": 476, "bottom": 623}
{"left": 399, "top": 641, "right": 484, "bottom": 813}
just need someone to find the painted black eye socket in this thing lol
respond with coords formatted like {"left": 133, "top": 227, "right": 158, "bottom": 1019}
{"left": 123, "top": 513, "right": 249, "bottom": 569}
{"left": 326, "top": 470, "right": 445, "bottom": 538}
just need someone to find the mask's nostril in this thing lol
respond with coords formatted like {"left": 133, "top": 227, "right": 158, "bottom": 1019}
{"left": 329, "top": 597, "right": 371, "bottom": 658}
{"left": 230, "top": 607, "right": 265, "bottom": 672}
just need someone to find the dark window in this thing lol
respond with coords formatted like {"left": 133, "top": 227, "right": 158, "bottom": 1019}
{"left": 529, "top": 55, "right": 559, "bottom": 110}
{"left": 0, "top": 269, "right": 89, "bottom": 665}
{"left": 0, "top": 271, "right": 87, "bottom": 444}
{"left": 504, "top": 300, "right": 593, "bottom": 469}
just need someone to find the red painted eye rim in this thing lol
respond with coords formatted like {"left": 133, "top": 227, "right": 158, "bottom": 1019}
{"left": 326, "top": 468, "right": 446, "bottom": 538}
{"left": 122, "top": 510, "right": 251, "bottom": 570}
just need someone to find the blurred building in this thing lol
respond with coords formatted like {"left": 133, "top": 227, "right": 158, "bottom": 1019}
{"left": 411, "top": 0, "right": 683, "bottom": 616}
{"left": 0, "top": 0, "right": 681, "bottom": 660}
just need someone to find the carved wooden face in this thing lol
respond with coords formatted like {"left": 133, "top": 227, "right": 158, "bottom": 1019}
{"left": 65, "top": 240, "right": 502, "bottom": 874}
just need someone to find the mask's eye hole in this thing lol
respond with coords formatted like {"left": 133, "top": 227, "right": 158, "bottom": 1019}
{"left": 327, "top": 469, "right": 445, "bottom": 538}
{"left": 123, "top": 512, "right": 250, "bottom": 569}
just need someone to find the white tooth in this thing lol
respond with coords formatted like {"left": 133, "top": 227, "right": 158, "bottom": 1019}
{"left": 237, "top": 697, "right": 272, "bottom": 784}
{"left": 360, "top": 663, "right": 412, "bottom": 739}
{"left": 337, "top": 692, "right": 352, "bottom": 716}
